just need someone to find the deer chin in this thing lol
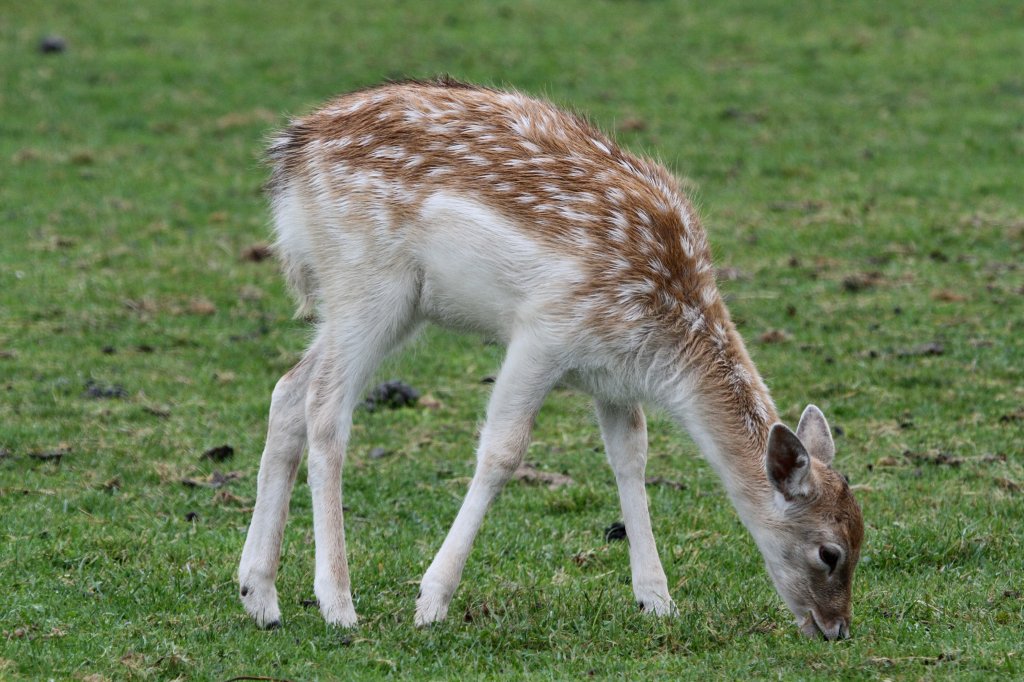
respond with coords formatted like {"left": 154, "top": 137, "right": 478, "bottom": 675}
{"left": 798, "top": 612, "right": 821, "bottom": 638}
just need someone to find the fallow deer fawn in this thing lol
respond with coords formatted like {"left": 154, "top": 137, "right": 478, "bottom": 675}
{"left": 238, "top": 77, "right": 864, "bottom": 640}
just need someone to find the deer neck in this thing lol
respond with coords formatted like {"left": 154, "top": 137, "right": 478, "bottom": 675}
{"left": 661, "top": 318, "right": 779, "bottom": 523}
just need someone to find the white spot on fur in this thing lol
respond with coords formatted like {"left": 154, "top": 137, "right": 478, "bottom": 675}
{"left": 731, "top": 362, "right": 753, "bottom": 388}
{"left": 402, "top": 108, "right": 426, "bottom": 123}
{"left": 679, "top": 206, "right": 694, "bottom": 232}
{"left": 684, "top": 306, "right": 705, "bottom": 333}
{"left": 338, "top": 99, "right": 367, "bottom": 115}
{"left": 711, "top": 322, "right": 728, "bottom": 349}
{"left": 648, "top": 258, "right": 670, "bottom": 278}
{"left": 701, "top": 286, "right": 717, "bottom": 308}
{"left": 605, "top": 187, "right": 626, "bottom": 204}
{"left": 369, "top": 146, "right": 407, "bottom": 161}
{"left": 557, "top": 207, "right": 599, "bottom": 223}
{"left": 607, "top": 224, "right": 628, "bottom": 242}
{"left": 679, "top": 235, "right": 694, "bottom": 259}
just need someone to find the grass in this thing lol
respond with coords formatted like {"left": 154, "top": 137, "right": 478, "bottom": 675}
{"left": 1, "top": 0, "right": 1022, "bottom": 679}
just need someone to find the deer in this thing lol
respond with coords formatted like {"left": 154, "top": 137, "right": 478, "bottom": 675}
{"left": 237, "top": 77, "right": 864, "bottom": 640}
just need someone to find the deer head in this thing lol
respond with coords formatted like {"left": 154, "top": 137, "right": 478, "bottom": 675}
{"left": 757, "top": 405, "right": 864, "bottom": 640}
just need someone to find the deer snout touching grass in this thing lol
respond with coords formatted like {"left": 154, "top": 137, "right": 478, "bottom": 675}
{"left": 237, "top": 77, "right": 864, "bottom": 639}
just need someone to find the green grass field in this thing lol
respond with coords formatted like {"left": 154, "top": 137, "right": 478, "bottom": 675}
{"left": 2, "top": 1, "right": 1022, "bottom": 679}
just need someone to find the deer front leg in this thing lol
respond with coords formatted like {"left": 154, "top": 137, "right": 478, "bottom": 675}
{"left": 415, "top": 336, "right": 560, "bottom": 626}
{"left": 596, "top": 401, "right": 676, "bottom": 616}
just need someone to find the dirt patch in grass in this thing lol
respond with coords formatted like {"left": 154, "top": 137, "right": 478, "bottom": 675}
{"left": 513, "top": 463, "right": 573, "bottom": 489}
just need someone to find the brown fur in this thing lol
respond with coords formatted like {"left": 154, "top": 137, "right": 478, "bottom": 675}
{"left": 269, "top": 76, "right": 774, "bottom": 462}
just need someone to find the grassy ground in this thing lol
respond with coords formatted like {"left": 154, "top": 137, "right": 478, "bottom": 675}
{"left": 2, "top": 0, "right": 1022, "bottom": 679}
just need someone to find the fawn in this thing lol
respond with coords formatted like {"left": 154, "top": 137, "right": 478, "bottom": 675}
{"left": 238, "top": 77, "right": 863, "bottom": 640}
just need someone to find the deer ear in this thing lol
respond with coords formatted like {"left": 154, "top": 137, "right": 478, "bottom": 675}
{"left": 766, "top": 423, "right": 812, "bottom": 500}
{"left": 796, "top": 404, "right": 835, "bottom": 466}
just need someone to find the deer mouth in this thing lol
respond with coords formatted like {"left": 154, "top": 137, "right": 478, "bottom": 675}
{"left": 800, "top": 611, "right": 850, "bottom": 641}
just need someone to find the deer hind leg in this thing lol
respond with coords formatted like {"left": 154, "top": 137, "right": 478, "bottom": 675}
{"left": 415, "top": 333, "right": 562, "bottom": 626}
{"left": 595, "top": 401, "right": 676, "bottom": 616}
{"left": 304, "top": 283, "right": 421, "bottom": 627}
{"left": 238, "top": 341, "right": 321, "bottom": 628}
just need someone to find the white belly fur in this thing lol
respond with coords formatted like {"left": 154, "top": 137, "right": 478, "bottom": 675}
{"left": 412, "top": 193, "right": 583, "bottom": 341}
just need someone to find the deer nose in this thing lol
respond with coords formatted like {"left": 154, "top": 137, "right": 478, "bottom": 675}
{"left": 821, "top": 616, "right": 850, "bottom": 641}
{"left": 838, "top": 617, "right": 851, "bottom": 640}
{"left": 806, "top": 611, "right": 850, "bottom": 641}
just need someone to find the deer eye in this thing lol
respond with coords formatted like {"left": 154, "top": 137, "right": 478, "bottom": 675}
{"left": 819, "top": 545, "right": 841, "bottom": 573}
